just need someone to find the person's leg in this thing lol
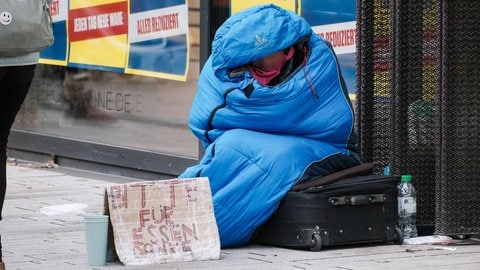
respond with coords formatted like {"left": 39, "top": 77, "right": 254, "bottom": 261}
{"left": 0, "top": 65, "right": 36, "bottom": 265}
{"left": 297, "top": 152, "right": 362, "bottom": 183}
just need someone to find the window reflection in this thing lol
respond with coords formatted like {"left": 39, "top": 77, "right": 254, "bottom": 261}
{"left": 14, "top": 63, "right": 199, "bottom": 158}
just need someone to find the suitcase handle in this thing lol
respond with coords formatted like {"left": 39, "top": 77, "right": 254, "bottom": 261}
{"left": 329, "top": 194, "right": 386, "bottom": 206}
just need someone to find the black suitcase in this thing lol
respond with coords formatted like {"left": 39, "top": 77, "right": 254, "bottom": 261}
{"left": 252, "top": 165, "right": 404, "bottom": 251}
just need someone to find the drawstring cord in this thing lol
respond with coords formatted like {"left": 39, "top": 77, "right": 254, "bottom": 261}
{"left": 302, "top": 46, "right": 319, "bottom": 99}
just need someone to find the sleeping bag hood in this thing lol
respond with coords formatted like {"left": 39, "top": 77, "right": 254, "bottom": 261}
{"left": 211, "top": 4, "right": 313, "bottom": 80}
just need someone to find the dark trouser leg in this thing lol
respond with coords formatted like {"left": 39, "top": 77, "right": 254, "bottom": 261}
{"left": 0, "top": 158, "right": 4, "bottom": 223}
{"left": 0, "top": 65, "right": 35, "bottom": 262}
{"left": 0, "top": 65, "right": 36, "bottom": 221}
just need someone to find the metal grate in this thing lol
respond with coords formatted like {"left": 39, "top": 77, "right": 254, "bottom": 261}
{"left": 435, "top": 1, "right": 480, "bottom": 235}
{"left": 356, "top": 0, "right": 439, "bottom": 228}
{"left": 358, "top": 0, "right": 480, "bottom": 234}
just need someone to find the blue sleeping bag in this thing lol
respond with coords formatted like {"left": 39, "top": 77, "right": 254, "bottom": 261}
{"left": 179, "top": 4, "right": 359, "bottom": 248}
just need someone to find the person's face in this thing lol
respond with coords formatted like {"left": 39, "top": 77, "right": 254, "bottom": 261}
{"left": 252, "top": 51, "right": 285, "bottom": 70}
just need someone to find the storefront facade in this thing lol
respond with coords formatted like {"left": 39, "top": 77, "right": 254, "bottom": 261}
{"left": 8, "top": 0, "right": 355, "bottom": 179}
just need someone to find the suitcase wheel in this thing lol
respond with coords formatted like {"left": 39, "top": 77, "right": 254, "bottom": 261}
{"left": 309, "top": 233, "right": 322, "bottom": 251}
{"left": 394, "top": 226, "right": 404, "bottom": 245}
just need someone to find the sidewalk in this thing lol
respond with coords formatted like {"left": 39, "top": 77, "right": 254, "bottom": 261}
{"left": 2, "top": 163, "right": 479, "bottom": 270}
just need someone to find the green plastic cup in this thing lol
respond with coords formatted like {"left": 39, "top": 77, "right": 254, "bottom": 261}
{"left": 84, "top": 215, "right": 109, "bottom": 266}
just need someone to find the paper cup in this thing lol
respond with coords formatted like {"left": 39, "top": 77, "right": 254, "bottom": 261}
{"left": 84, "top": 215, "right": 109, "bottom": 266}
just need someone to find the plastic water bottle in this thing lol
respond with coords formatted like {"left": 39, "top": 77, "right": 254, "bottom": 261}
{"left": 398, "top": 175, "right": 418, "bottom": 238}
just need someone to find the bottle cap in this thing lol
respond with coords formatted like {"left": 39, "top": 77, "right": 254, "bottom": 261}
{"left": 401, "top": 175, "right": 412, "bottom": 182}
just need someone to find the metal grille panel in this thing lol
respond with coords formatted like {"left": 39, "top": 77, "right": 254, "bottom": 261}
{"left": 435, "top": 1, "right": 480, "bottom": 235}
{"left": 357, "top": 0, "right": 439, "bottom": 228}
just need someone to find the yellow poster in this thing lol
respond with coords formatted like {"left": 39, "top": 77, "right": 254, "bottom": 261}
{"left": 230, "top": 0, "right": 297, "bottom": 14}
{"left": 68, "top": 0, "right": 128, "bottom": 69}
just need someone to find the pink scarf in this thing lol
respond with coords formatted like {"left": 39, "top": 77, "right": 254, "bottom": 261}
{"left": 249, "top": 47, "right": 295, "bottom": 85}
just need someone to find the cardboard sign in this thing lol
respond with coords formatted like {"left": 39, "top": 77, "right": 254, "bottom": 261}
{"left": 106, "top": 177, "right": 220, "bottom": 265}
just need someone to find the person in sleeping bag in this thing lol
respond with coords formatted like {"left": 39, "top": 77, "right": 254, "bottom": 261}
{"left": 179, "top": 4, "right": 361, "bottom": 248}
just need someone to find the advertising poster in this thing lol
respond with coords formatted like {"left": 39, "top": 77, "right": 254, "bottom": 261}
{"left": 301, "top": 0, "right": 356, "bottom": 98}
{"left": 230, "top": 0, "right": 356, "bottom": 98}
{"left": 39, "top": 0, "right": 189, "bottom": 81}
{"left": 230, "top": 0, "right": 297, "bottom": 14}
{"left": 126, "top": 0, "right": 189, "bottom": 80}
{"left": 40, "top": 0, "right": 69, "bottom": 66}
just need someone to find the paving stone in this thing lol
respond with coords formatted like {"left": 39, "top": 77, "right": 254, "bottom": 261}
{"left": 1, "top": 164, "right": 479, "bottom": 270}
